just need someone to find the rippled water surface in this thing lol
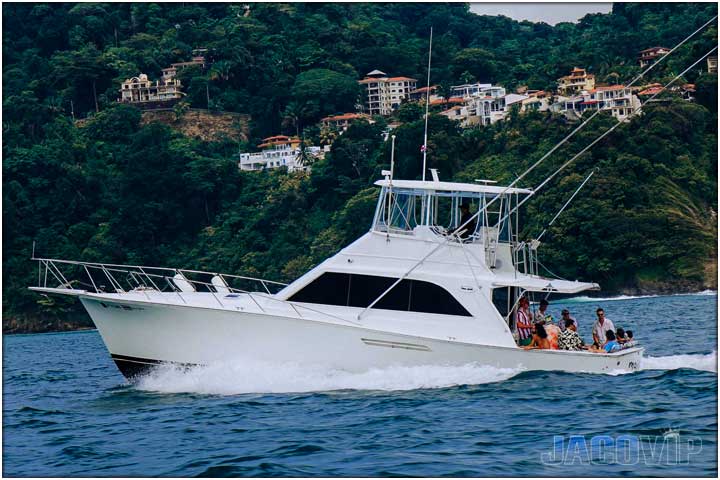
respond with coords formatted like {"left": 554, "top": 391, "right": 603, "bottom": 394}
{"left": 3, "top": 293, "right": 717, "bottom": 476}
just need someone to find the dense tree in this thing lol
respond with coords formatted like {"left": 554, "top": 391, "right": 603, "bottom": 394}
{"left": 2, "top": 3, "right": 717, "bottom": 332}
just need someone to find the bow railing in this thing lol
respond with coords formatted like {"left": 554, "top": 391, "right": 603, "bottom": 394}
{"left": 31, "top": 257, "right": 362, "bottom": 327}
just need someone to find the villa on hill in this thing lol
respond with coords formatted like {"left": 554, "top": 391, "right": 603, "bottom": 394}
{"left": 239, "top": 135, "right": 320, "bottom": 172}
{"left": 638, "top": 46, "right": 670, "bottom": 68}
{"left": 320, "top": 113, "right": 373, "bottom": 132}
{"left": 358, "top": 70, "right": 418, "bottom": 115}
{"left": 557, "top": 67, "right": 596, "bottom": 95}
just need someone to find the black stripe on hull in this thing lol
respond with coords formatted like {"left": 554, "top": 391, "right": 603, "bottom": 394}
{"left": 110, "top": 354, "right": 197, "bottom": 380}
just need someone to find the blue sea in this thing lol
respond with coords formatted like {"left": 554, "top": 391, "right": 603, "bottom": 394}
{"left": 3, "top": 292, "right": 717, "bottom": 477}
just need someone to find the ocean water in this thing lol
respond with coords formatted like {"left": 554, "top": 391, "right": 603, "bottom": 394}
{"left": 3, "top": 293, "right": 717, "bottom": 477}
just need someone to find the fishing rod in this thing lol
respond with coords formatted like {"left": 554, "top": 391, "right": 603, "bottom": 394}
{"left": 535, "top": 168, "right": 598, "bottom": 243}
{"left": 449, "top": 14, "right": 718, "bottom": 237}
{"left": 421, "top": 26, "right": 433, "bottom": 183}
{"left": 494, "top": 44, "right": 719, "bottom": 229}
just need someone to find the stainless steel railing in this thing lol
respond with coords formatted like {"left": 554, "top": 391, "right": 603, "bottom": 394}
{"left": 31, "top": 257, "right": 361, "bottom": 326}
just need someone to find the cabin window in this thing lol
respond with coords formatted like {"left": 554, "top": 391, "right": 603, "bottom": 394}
{"left": 288, "top": 272, "right": 471, "bottom": 316}
{"left": 492, "top": 287, "right": 517, "bottom": 328}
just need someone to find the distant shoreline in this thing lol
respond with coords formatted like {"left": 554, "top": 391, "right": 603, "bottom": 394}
{"left": 4, "top": 289, "right": 715, "bottom": 336}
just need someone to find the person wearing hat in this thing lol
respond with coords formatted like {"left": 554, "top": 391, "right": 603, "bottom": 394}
{"left": 559, "top": 308, "right": 578, "bottom": 331}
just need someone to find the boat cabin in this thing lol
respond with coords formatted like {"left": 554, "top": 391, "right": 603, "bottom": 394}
{"left": 372, "top": 179, "right": 533, "bottom": 245}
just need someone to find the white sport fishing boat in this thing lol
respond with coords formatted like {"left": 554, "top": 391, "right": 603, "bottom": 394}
{"left": 30, "top": 171, "right": 643, "bottom": 379}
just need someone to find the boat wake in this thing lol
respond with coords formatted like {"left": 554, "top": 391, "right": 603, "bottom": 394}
{"left": 133, "top": 360, "right": 523, "bottom": 395}
{"left": 565, "top": 290, "right": 717, "bottom": 303}
{"left": 132, "top": 351, "right": 716, "bottom": 396}
{"left": 641, "top": 351, "right": 717, "bottom": 373}
{"left": 135, "top": 351, "right": 717, "bottom": 395}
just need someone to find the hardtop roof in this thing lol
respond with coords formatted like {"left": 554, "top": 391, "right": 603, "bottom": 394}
{"left": 374, "top": 179, "right": 533, "bottom": 195}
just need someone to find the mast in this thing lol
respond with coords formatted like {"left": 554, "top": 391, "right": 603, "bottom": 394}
{"left": 421, "top": 27, "right": 433, "bottom": 182}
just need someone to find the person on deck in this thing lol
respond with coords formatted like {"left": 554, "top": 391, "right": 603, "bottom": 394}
{"left": 534, "top": 299, "right": 551, "bottom": 324}
{"left": 559, "top": 309, "right": 577, "bottom": 331}
{"left": 454, "top": 202, "right": 477, "bottom": 239}
{"left": 616, "top": 327, "right": 628, "bottom": 345}
{"left": 622, "top": 330, "right": 636, "bottom": 348}
{"left": 558, "top": 318, "right": 584, "bottom": 351}
{"left": 523, "top": 323, "right": 551, "bottom": 350}
{"left": 515, "top": 297, "right": 534, "bottom": 347}
{"left": 542, "top": 320, "right": 561, "bottom": 350}
{"left": 592, "top": 308, "right": 615, "bottom": 346}
{"left": 589, "top": 329, "right": 621, "bottom": 353}
{"left": 602, "top": 330, "right": 621, "bottom": 353}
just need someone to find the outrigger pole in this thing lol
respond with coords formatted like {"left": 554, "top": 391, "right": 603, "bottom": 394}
{"left": 495, "top": 44, "right": 719, "bottom": 229}
{"left": 450, "top": 14, "right": 718, "bottom": 235}
{"left": 421, "top": 26, "right": 433, "bottom": 182}
{"left": 535, "top": 168, "right": 598, "bottom": 243}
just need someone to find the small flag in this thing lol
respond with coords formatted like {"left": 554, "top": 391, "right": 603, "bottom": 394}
{"left": 420, "top": 144, "right": 427, "bottom": 153}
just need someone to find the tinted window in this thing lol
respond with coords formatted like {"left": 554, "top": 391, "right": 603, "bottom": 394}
{"left": 348, "top": 274, "right": 395, "bottom": 308}
{"left": 410, "top": 280, "right": 470, "bottom": 316}
{"left": 288, "top": 272, "right": 349, "bottom": 306}
{"left": 289, "top": 272, "right": 471, "bottom": 317}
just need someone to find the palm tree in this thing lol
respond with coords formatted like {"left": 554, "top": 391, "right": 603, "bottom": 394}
{"left": 282, "top": 101, "right": 304, "bottom": 137}
{"left": 319, "top": 126, "right": 338, "bottom": 146}
{"left": 294, "top": 138, "right": 317, "bottom": 167}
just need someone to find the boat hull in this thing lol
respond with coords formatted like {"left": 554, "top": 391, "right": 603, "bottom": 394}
{"left": 80, "top": 296, "right": 643, "bottom": 380}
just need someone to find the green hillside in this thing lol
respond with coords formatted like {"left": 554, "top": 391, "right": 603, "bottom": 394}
{"left": 3, "top": 3, "right": 717, "bottom": 332}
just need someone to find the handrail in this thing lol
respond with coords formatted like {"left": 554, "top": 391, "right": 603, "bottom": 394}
{"left": 31, "top": 257, "right": 360, "bottom": 326}
{"left": 30, "top": 257, "right": 287, "bottom": 288}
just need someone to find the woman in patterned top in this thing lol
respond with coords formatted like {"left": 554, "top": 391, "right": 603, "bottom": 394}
{"left": 558, "top": 318, "right": 585, "bottom": 351}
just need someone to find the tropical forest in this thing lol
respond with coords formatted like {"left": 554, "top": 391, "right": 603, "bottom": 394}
{"left": 3, "top": 3, "right": 718, "bottom": 332}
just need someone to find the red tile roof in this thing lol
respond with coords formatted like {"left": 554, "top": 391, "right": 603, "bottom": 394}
{"left": 321, "top": 113, "right": 370, "bottom": 122}
{"left": 430, "top": 97, "right": 464, "bottom": 106}
{"left": 638, "top": 86, "right": 664, "bottom": 96}
{"left": 639, "top": 46, "right": 669, "bottom": 54}
{"left": 592, "top": 85, "right": 627, "bottom": 92}
{"left": 387, "top": 76, "right": 417, "bottom": 82}
{"left": 409, "top": 86, "right": 438, "bottom": 94}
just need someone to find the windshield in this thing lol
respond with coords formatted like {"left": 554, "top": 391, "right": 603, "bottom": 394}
{"left": 372, "top": 186, "right": 514, "bottom": 243}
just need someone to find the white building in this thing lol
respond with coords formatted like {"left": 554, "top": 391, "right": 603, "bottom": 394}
{"left": 118, "top": 71, "right": 184, "bottom": 105}
{"left": 450, "top": 83, "right": 505, "bottom": 99}
{"left": 358, "top": 70, "right": 418, "bottom": 115}
{"left": 520, "top": 91, "right": 552, "bottom": 113}
{"left": 440, "top": 84, "right": 527, "bottom": 127}
{"left": 239, "top": 135, "right": 320, "bottom": 172}
{"left": 553, "top": 86, "right": 640, "bottom": 121}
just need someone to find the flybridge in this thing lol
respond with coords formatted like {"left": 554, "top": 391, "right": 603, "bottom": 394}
{"left": 373, "top": 179, "right": 533, "bottom": 195}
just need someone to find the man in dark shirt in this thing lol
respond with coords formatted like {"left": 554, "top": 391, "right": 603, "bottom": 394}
{"left": 454, "top": 202, "right": 477, "bottom": 239}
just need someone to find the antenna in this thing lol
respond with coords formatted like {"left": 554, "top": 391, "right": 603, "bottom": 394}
{"left": 421, "top": 27, "right": 433, "bottom": 182}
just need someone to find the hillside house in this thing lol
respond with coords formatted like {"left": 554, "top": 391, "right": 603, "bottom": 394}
{"left": 118, "top": 71, "right": 184, "bottom": 106}
{"left": 557, "top": 67, "right": 596, "bottom": 95}
{"left": 321, "top": 113, "right": 373, "bottom": 132}
{"left": 408, "top": 86, "right": 439, "bottom": 102}
{"left": 239, "top": 135, "right": 320, "bottom": 172}
{"left": 554, "top": 86, "right": 640, "bottom": 121}
{"left": 358, "top": 70, "right": 418, "bottom": 115}
{"left": 451, "top": 83, "right": 506, "bottom": 99}
{"left": 520, "top": 91, "right": 552, "bottom": 113}
{"left": 638, "top": 47, "right": 670, "bottom": 68}
{"left": 708, "top": 55, "right": 718, "bottom": 73}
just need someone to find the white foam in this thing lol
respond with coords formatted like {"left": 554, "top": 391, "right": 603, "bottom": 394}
{"left": 566, "top": 291, "right": 717, "bottom": 303}
{"left": 134, "top": 360, "right": 523, "bottom": 395}
{"left": 641, "top": 351, "right": 717, "bottom": 373}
